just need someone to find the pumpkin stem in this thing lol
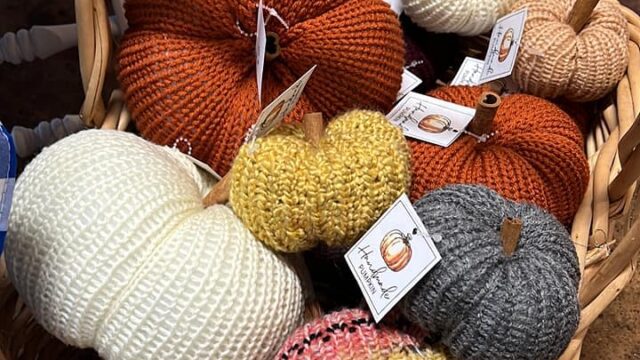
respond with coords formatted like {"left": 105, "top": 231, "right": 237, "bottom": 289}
{"left": 566, "top": 0, "right": 600, "bottom": 33}
{"left": 468, "top": 91, "right": 501, "bottom": 136}
{"left": 302, "top": 112, "right": 325, "bottom": 147}
{"left": 500, "top": 217, "right": 523, "bottom": 256}
{"left": 203, "top": 172, "right": 232, "bottom": 207}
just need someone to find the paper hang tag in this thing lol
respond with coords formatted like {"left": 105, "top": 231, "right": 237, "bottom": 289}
{"left": 246, "top": 65, "right": 317, "bottom": 142}
{"left": 345, "top": 194, "right": 441, "bottom": 323}
{"left": 387, "top": 92, "right": 476, "bottom": 147}
{"left": 182, "top": 154, "right": 223, "bottom": 180}
{"left": 478, "top": 8, "right": 528, "bottom": 85}
{"left": 383, "top": 0, "right": 403, "bottom": 16}
{"left": 397, "top": 69, "right": 422, "bottom": 101}
{"left": 451, "top": 57, "right": 485, "bottom": 86}
{"left": 256, "top": 0, "right": 267, "bottom": 106}
{"left": 0, "top": 122, "right": 17, "bottom": 255}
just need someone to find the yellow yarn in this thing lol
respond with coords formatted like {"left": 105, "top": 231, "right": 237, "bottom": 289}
{"left": 230, "top": 110, "right": 411, "bottom": 252}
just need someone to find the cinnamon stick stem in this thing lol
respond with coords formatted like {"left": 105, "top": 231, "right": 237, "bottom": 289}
{"left": 203, "top": 173, "right": 232, "bottom": 207}
{"left": 302, "top": 112, "right": 324, "bottom": 147}
{"left": 567, "top": 0, "right": 600, "bottom": 33}
{"left": 468, "top": 91, "right": 501, "bottom": 136}
{"left": 501, "top": 217, "right": 523, "bottom": 256}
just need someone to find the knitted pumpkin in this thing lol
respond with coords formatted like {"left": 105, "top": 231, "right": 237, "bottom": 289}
{"left": 275, "top": 308, "right": 448, "bottom": 360}
{"left": 409, "top": 86, "right": 589, "bottom": 223}
{"left": 5, "top": 130, "right": 304, "bottom": 360}
{"left": 512, "top": 0, "right": 628, "bottom": 102}
{"left": 118, "top": 0, "right": 405, "bottom": 175}
{"left": 402, "top": 0, "right": 517, "bottom": 36}
{"left": 402, "top": 185, "right": 580, "bottom": 360}
{"left": 229, "top": 110, "right": 411, "bottom": 253}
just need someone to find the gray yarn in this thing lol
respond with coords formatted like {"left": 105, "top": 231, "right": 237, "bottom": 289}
{"left": 402, "top": 184, "right": 580, "bottom": 360}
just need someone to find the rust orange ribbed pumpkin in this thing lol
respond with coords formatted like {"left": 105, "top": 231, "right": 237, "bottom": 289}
{"left": 117, "top": 0, "right": 405, "bottom": 175}
{"left": 409, "top": 86, "right": 589, "bottom": 224}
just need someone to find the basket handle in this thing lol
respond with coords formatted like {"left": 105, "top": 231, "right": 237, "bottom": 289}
{"left": 75, "top": 0, "right": 111, "bottom": 129}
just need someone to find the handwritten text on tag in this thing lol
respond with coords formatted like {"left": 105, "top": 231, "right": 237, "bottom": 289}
{"left": 387, "top": 92, "right": 475, "bottom": 147}
{"left": 345, "top": 194, "right": 441, "bottom": 323}
{"left": 246, "top": 65, "right": 316, "bottom": 142}
{"left": 451, "top": 57, "right": 485, "bottom": 86}
{"left": 478, "top": 8, "right": 527, "bottom": 84}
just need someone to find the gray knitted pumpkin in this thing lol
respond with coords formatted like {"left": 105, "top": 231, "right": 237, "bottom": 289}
{"left": 402, "top": 184, "right": 580, "bottom": 360}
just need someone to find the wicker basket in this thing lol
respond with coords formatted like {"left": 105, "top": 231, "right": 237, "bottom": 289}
{"left": 1, "top": 0, "right": 640, "bottom": 359}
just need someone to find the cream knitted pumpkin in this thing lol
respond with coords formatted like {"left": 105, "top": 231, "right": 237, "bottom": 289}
{"left": 5, "top": 130, "right": 304, "bottom": 360}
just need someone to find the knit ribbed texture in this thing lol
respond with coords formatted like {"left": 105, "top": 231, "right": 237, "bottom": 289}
{"left": 5, "top": 130, "right": 304, "bottom": 360}
{"left": 402, "top": 0, "right": 517, "bottom": 35}
{"left": 409, "top": 86, "right": 589, "bottom": 224}
{"left": 117, "top": 0, "right": 405, "bottom": 176}
{"left": 512, "top": 0, "right": 628, "bottom": 102}
{"left": 230, "top": 110, "right": 411, "bottom": 253}
{"left": 402, "top": 185, "right": 581, "bottom": 360}
{"left": 275, "top": 308, "right": 448, "bottom": 360}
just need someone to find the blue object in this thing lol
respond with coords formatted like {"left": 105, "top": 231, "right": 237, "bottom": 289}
{"left": 0, "top": 122, "right": 17, "bottom": 255}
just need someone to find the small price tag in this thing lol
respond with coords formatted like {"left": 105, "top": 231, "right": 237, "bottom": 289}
{"left": 383, "top": 0, "right": 403, "bottom": 15}
{"left": 246, "top": 65, "right": 317, "bottom": 142}
{"left": 182, "top": 154, "right": 222, "bottom": 180}
{"left": 0, "top": 123, "right": 17, "bottom": 255}
{"left": 345, "top": 194, "right": 441, "bottom": 323}
{"left": 387, "top": 92, "right": 476, "bottom": 147}
{"left": 397, "top": 69, "right": 422, "bottom": 101}
{"left": 451, "top": 57, "right": 485, "bottom": 86}
{"left": 478, "top": 8, "right": 528, "bottom": 84}
{"left": 256, "top": 0, "right": 267, "bottom": 105}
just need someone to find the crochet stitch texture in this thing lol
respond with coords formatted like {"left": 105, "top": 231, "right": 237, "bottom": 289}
{"left": 402, "top": 184, "right": 580, "bottom": 360}
{"left": 230, "top": 110, "right": 411, "bottom": 253}
{"left": 117, "top": 0, "right": 405, "bottom": 175}
{"left": 409, "top": 86, "right": 589, "bottom": 224}
{"left": 512, "top": 0, "right": 628, "bottom": 102}
{"left": 402, "top": 0, "right": 517, "bottom": 35}
{"left": 5, "top": 130, "right": 304, "bottom": 360}
{"left": 276, "top": 308, "right": 447, "bottom": 360}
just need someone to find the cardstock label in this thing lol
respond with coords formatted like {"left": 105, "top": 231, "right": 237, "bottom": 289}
{"left": 387, "top": 92, "right": 476, "bottom": 147}
{"left": 383, "top": 0, "right": 403, "bottom": 15}
{"left": 182, "top": 154, "right": 222, "bottom": 180}
{"left": 397, "top": 69, "right": 422, "bottom": 101}
{"left": 255, "top": 0, "right": 267, "bottom": 105}
{"left": 246, "top": 65, "right": 316, "bottom": 142}
{"left": 478, "top": 8, "right": 527, "bottom": 84}
{"left": 451, "top": 57, "right": 485, "bottom": 86}
{"left": 345, "top": 194, "right": 441, "bottom": 323}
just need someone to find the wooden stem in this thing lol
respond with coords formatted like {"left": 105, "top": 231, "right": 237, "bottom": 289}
{"left": 468, "top": 91, "right": 501, "bottom": 136}
{"left": 501, "top": 217, "right": 523, "bottom": 256}
{"left": 566, "top": 0, "right": 600, "bottom": 33}
{"left": 203, "top": 173, "right": 232, "bottom": 207}
{"left": 302, "top": 112, "right": 324, "bottom": 147}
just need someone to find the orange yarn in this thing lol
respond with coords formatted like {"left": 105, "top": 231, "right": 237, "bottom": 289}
{"left": 117, "top": 0, "right": 405, "bottom": 175}
{"left": 409, "top": 86, "right": 589, "bottom": 224}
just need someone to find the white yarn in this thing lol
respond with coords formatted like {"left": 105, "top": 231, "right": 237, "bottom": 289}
{"left": 402, "top": 0, "right": 517, "bottom": 36}
{"left": 5, "top": 130, "right": 304, "bottom": 360}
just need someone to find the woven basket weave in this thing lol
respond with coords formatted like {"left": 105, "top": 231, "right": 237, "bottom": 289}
{"left": 1, "top": 0, "right": 640, "bottom": 359}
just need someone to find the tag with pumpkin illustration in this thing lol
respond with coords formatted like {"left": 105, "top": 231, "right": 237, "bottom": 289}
{"left": 344, "top": 194, "right": 441, "bottom": 322}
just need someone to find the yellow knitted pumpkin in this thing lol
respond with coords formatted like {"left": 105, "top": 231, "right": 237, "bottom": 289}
{"left": 229, "top": 110, "right": 411, "bottom": 252}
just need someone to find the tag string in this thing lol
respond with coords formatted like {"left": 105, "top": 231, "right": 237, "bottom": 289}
{"left": 236, "top": 4, "right": 290, "bottom": 37}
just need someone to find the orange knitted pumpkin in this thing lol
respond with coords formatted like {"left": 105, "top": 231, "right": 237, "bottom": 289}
{"left": 409, "top": 86, "right": 589, "bottom": 224}
{"left": 117, "top": 0, "right": 405, "bottom": 175}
